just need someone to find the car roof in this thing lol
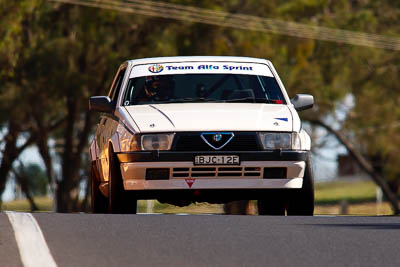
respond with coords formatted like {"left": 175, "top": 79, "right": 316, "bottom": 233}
{"left": 126, "top": 56, "right": 271, "bottom": 65}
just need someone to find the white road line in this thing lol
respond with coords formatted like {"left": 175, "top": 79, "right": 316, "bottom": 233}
{"left": 6, "top": 212, "right": 58, "bottom": 267}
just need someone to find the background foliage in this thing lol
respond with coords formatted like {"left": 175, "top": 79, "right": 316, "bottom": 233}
{"left": 0, "top": 0, "right": 399, "bottom": 212}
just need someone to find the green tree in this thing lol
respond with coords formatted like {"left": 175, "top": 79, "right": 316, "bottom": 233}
{"left": 15, "top": 163, "right": 48, "bottom": 196}
{"left": 0, "top": 0, "right": 51, "bottom": 207}
{"left": 1, "top": 0, "right": 177, "bottom": 211}
{"left": 11, "top": 162, "right": 48, "bottom": 211}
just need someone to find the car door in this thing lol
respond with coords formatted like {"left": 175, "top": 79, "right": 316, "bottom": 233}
{"left": 98, "top": 66, "right": 127, "bottom": 182}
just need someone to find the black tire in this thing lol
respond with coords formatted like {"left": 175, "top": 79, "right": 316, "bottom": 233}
{"left": 286, "top": 153, "right": 315, "bottom": 216}
{"left": 257, "top": 191, "right": 286, "bottom": 216}
{"left": 108, "top": 147, "right": 137, "bottom": 214}
{"left": 91, "top": 162, "right": 108, "bottom": 213}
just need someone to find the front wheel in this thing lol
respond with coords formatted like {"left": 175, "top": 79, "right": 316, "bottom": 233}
{"left": 257, "top": 191, "right": 286, "bottom": 215}
{"left": 286, "top": 153, "right": 315, "bottom": 216}
{"left": 108, "top": 147, "right": 137, "bottom": 214}
{"left": 91, "top": 162, "right": 108, "bottom": 213}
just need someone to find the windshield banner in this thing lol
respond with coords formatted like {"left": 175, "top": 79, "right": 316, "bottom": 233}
{"left": 130, "top": 62, "right": 273, "bottom": 78}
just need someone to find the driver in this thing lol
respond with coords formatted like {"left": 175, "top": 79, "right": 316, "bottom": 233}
{"left": 142, "top": 75, "right": 174, "bottom": 102}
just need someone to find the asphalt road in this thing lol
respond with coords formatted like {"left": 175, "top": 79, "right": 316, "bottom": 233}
{"left": 1, "top": 213, "right": 400, "bottom": 267}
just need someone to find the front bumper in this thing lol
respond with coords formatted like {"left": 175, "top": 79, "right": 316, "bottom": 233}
{"left": 117, "top": 151, "right": 307, "bottom": 190}
{"left": 123, "top": 177, "right": 303, "bottom": 190}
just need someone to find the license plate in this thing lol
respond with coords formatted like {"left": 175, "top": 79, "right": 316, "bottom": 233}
{"left": 194, "top": 155, "right": 240, "bottom": 165}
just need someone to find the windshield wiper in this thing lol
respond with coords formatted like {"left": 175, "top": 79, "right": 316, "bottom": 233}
{"left": 164, "top": 97, "right": 219, "bottom": 103}
{"left": 224, "top": 97, "right": 276, "bottom": 103}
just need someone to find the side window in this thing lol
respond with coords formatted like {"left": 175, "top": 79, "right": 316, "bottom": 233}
{"left": 108, "top": 68, "right": 127, "bottom": 102}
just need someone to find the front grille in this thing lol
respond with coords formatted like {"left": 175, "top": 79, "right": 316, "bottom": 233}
{"left": 173, "top": 132, "right": 260, "bottom": 151}
{"left": 146, "top": 168, "right": 170, "bottom": 180}
{"left": 172, "top": 167, "right": 261, "bottom": 178}
{"left": 263, "top": 167, "right": 287, "bottom": 179}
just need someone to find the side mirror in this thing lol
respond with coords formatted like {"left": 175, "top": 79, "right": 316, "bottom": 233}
{"left": 291, "top": 94, "right": 314, "bottom": 111}
{"left": 89, "top": 96, "right": 115, "bottom": 113}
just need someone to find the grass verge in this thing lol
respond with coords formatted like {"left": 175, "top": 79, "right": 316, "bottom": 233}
{"left": 2, "top": 196, "right": 53, "bottom": 212}
{"left": 315, "top": 180, "right": 378, "bottom": 205}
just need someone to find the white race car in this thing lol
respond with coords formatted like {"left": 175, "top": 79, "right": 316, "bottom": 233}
{"left": 89, "top": 56, "right": 314, "bottom": 215}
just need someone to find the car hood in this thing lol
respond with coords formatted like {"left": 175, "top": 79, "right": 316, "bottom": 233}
{"left": 124, "top": 103, "right": 293, "bottom": 133}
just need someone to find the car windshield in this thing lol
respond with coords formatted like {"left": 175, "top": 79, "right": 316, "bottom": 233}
{"left": 122, "top": 74, "right": 286, "bottom": 105}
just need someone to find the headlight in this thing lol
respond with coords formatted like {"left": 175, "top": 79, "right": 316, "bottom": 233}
{"left": 119, "top": 129, "right": 140, "bottom": 152}
{"left": 141, "top": 134, "right": 175, "bottom": 151}
{"left": 258, "top": 132, "right": 292, "bottom": 150}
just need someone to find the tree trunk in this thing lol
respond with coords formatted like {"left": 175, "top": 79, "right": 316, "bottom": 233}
{"left": 56, "top": 183, "right": 70, "bottom": 212}
{"left": 0, "top": 120, "right": 36, "bottom": 207}
{"left": 81, "top": 175, "right": 90, "bottom": 212}
{"left": 0, "top": 123, "right": 21, "bottom": 204}
{"left": 56, "top": 92, "right": 94, "bottom": 212}
{"left": 309, "top": 119, "right": 400, "bottom": 215}
{"left": 56, "top": 92, "right": 79, "bottom": 212}
{"left": 12, "top": 169, "right": 38, "bottom": 212}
